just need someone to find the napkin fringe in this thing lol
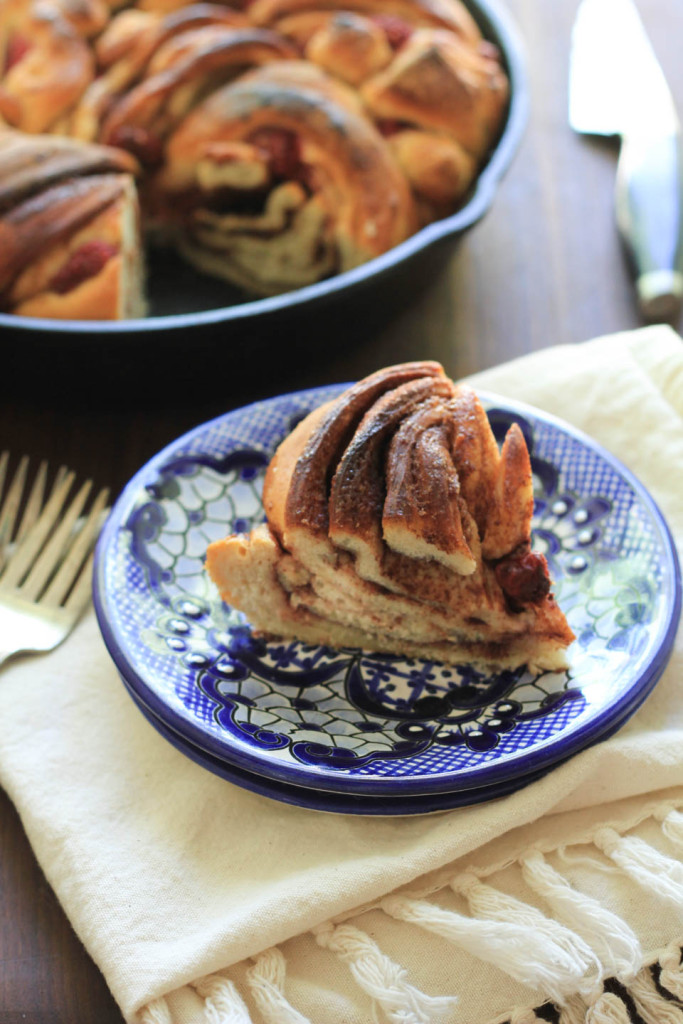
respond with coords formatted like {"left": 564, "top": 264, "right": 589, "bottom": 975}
{"left": 519, "top": 849, "right": 642, "bottom": 981}
{"left": 312, "top": 919, "right": 456, "bottom": 1023}
{"left": 593, "top": 826, "right": 683, "bottom": 905}
{"left": 141, "top": 800, "right": 683, "bottom": 1024}
{"left": 660, "top": 940, "right": 683, "bottom": 1000}
{"left": 246, "top": 948, "right": 311, "bottom": 1024}
{"left": 192, "top": 973, "right": 253, "bottom": 1022}
{"left": 140, "top": 997, "right": 174, "bottom": 1024}
{"left": 558, "top": 993, "right": 588, "bottom": 1023}
{"left": 627, "top": 966, "right": 683, "bottom": 1023}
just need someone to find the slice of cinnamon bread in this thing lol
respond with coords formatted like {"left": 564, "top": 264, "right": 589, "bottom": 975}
{"left": 206, "top": 362, "right": 575, "bottom": 671}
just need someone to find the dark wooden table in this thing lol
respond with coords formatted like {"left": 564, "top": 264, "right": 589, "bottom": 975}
{"left": 1, "top": 0, "right": 682, "bottom": 1018}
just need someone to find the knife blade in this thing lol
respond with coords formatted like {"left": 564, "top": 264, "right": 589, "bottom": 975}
{"left": 569, "top": 0, "right": 683, "bottom": 322}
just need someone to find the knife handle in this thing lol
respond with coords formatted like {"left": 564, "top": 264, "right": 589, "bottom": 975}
{"left": 615, "top": 130, "right": 683, "bottom": 323}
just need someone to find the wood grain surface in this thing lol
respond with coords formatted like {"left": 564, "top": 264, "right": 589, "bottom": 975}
{"left": 1, "top": 0, "right": 682, "bottom": 1019}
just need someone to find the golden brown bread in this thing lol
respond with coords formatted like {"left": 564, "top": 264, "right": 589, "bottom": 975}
{"left": 0, "top": 0, "right": 95, "bottom": 133}
{"left": 0, "top": 0, "right": 510, "bottom": 316}
{"left": 303, "top": 13, "right": 393, "bottom": 86}
{"left": 248, "top": 0, "right": 482, "bottom": 45}
{"left": 386, "top": 129, "right": 476, "bottom": 218}
{"left": 67, "top": 4, "right": 250, "bottom": 141}
{"left": 7, "top": 179, "right": 146, "bottom": 318}
{"left": 0, "top": 131, "right": 145, "bottom": 318}
{"left": 98, "top": 25, "right": 298, "bottom": 166}
{"left": 359, "top": 27, "right": 508, "bottom": 211}
{"left": 361, "top": 28, "right": 509, "bottom": 158}
{"left": 50, "top": 0, "right": 112, "bottom": 37}
{"left": 0, "top": 129, "right": 137, "bottom": 210}
{"left": 152, "top": 61, "right": 417, "bottom": 294}
{"left": 206, "top": 363, "right": 575, "bottom": 671}
{"left": 135, "top": 0, "right": 240, "bottom": 10}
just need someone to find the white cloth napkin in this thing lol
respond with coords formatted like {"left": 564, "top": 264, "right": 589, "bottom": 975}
{"left": 1, "top": 324, "right": 682, "bottom": 1024}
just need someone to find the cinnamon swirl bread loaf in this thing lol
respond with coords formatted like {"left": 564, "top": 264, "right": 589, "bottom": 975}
{"left": 0, "top": 0, "right": 511, "bottom": 316}
{"left": 205, "top": 363, "right": 575, "bottom": 672}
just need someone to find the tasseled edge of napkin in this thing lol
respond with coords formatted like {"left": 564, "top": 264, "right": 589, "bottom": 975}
{"left": 137, "top": 795, "right": 683, "bottom": 1024}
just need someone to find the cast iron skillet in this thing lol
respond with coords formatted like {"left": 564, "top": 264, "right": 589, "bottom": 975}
{"left": 0, "top": 0, "right": 528, "bottom": 365}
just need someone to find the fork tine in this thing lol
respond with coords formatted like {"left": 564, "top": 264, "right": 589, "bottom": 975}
{"left": 41, "top": 486, "right": 109, "bottom": 607}
{"left": 0, "top": 451, "right": 9, "bottom": 566}
{"left": 15, "top": 459, "right": 48, "bottom": 543}
{"left": 19, "top": 479, "right": 93, "bottom": 601}
{"left": 0, "top": 451, "right": 9, "bottom": 498}
{"left": 0, "top": 455, "right": 29, "bottom": 550}
{"left": 62, "top": 547, "right": 96, "bottom": 619}
{"left": 0, "top": 469, "right": 76, "bottom": 589}
{"left": 49, "top": 464, "right": 69, "bottom": 497}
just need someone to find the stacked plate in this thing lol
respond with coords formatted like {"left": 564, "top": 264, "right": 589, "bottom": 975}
{"left": 93, "top": 387, "right": 681, "bottom": 815}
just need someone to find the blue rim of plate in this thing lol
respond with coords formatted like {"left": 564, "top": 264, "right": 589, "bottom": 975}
{"left": 120, "top": 662, "right": 659, "bottom": 815}
{"left": 122, "top": 674, "right": 558, "bottom": 814}
{"left": 93, "top": 386, "right": 681, "bottom": 799}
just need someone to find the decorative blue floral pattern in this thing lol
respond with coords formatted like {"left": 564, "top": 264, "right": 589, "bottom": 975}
{"left": 93, "top": 389, "right": 681, "bottom": 800}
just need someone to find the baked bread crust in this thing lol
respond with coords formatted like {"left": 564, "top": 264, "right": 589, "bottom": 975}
{"left": 249, "top": 0, "right": 482, "bottom": 45}
{"left": 361, "top": 28, "right": 509, "bottom": 158}
{"left": 0, "top": 131, "right": 145, "bottom": 318}
{"left": 67, "top": 4, "right": 249, "bottom": 141}
{"left": 206, "top": 363, "right": 576, "bottom": 671}
{"left": 153, "top": 61, "right": 417, "bottom": 293}
{"left": 359, "top": 27, "right": 509, "bottom": 214}
{"left": 0, "top": 0, "right": 510, "bottom": 315}
{"left": 0, "top": 0, "right": 95, "bottom": 133}
{"left": 0, "top": 129, "right": 137, "bottom": 210}
{"left": 302, "top": 13, "right": 393, "bottom": 86}
{"left": 99, "top": 25, "right": 298, "bottom": 166}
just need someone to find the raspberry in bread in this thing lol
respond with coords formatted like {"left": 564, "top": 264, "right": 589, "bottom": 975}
{"left": 206, "top": 363, "right": 575, "bottom": 672}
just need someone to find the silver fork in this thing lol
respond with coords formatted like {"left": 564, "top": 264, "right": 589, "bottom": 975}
{"left": 0, "top": 453, "right": 109, "bottom": 668}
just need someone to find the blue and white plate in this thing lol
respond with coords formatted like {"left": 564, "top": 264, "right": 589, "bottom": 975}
{"left": 121, "top": 681, "right": 569, "bottom": 815}
{"left": 93, "top": 386, "right": 681, "bottom": 813}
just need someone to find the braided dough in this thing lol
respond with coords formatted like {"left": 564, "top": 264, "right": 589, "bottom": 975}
{"left": 206, "top": 363, "right": 575, "bottom": 671}
{"left": 0, "top": 0, "right": 509, "bottom": 316}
